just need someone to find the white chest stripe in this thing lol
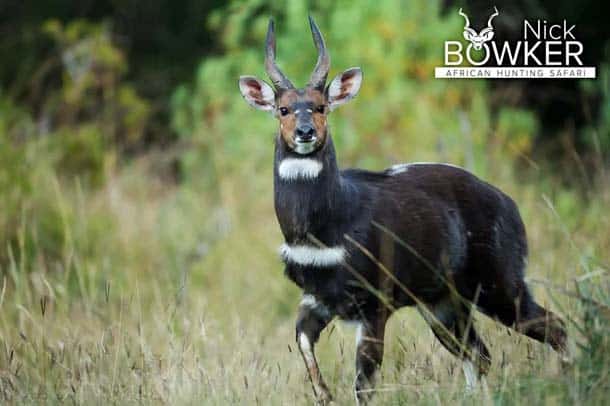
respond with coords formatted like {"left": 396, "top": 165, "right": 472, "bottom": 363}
{"left": 278, "top": 158, "right": 323, "bottom": 180}
{"left": 279, "top": 244, "right": 346, "bottom": 266}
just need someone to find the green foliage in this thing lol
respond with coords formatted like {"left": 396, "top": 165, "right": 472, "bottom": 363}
{"left": 41, "top": 19, "right": 150, "bottom": 149}
{"left": 575, "top": 276, "right": 610, "bottom": 398}
{"left": 496, "top": 108, "right": 538, "bottom": 156}
{"left": 49, "top": 125, "right": 110, "bottom": 186}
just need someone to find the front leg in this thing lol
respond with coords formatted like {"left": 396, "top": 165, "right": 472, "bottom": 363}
{"left": 296, "top": 294, "right": 333, "bottom": 404}
{"left": 354, "top": 316, "right": 387, "bottom": 404}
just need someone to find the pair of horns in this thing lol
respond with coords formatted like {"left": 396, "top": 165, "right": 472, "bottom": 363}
{"left": 265, "top": 16, "right": 330, "bottom": 91}
{"left": 458, "top": 7, "right": 499, "bottom": 31}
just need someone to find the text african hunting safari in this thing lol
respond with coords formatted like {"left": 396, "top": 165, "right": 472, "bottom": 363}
{"left": 238, "top": 16, "right": 568, "bottom": 404}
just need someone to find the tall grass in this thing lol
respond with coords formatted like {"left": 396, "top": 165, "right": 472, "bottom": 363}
{"left": 0, "top": 150, "right": 608, "bottom": 404}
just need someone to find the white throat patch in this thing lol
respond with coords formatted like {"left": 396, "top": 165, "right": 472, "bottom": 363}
{"left": 278, "top": 158, "right": 323, "bottom": 181}
{"left": 279, "top": 244, "right": 346, "bottom": 267}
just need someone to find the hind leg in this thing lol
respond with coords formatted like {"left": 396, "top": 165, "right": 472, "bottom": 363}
{"left": 418, "top": 297, "right": 492, "bottom": 389}
{"left": 354, "top": 315, "right": 388, "bottom": 404}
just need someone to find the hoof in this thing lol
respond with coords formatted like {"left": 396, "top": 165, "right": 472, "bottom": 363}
{"left": 315, "top": 391, "right": 333, "bottom": 405}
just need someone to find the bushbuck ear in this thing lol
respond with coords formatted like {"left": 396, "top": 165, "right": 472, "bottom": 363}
{"left": 238, "top": 76, "right": 276, "bottom": 112}
{"left": 326, "top": 67, "right": 362, "bottom": 111}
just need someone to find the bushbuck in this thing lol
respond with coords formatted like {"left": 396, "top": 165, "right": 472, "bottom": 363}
{"left": 238, "top": 16, "right": 567, "bottom": 404}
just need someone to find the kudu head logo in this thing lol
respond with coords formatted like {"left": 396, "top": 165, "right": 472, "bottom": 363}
{"left": 459, "top": 7, "right": 499, "bottom": 50}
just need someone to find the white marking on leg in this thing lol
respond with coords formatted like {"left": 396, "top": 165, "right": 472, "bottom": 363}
{"left": 278, "top": 158, "right": 323, "bottom": 180}
{"left": 298, "top": 332, "right": 329, "bottom": 398}
{"left": 354, "top": 322, "right": 380, "bottom": 404}
{"left": 299, "top": 333, "right": 315, "bottom": 365}
{"left": 355, "top": 322, "right": 363, "bottom": 348}
{"left": 279, "top": 244, "right": 346, "bottom": 267}
{"left": 462, "top": 360, "right": 479, "bottom": 392}
{"left": 560, "top": 342, "right": 573, "bottom": 364}
{"left": 300, "top": 294, "right": 318, "bottom": 308}
{"left": 353, "top": 322, "right": 364, "bottom": 404}
{"left": 300, "top": 294, "right": 331, "bottom": 317}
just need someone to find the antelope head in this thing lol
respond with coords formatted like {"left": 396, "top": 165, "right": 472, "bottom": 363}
{"left": 459, "top": 7, "right": 499, "bottom": 51}
{"left": 238, "top": 16, "right": 362, "bottom": 155}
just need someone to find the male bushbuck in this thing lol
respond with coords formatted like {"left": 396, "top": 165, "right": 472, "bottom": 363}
{"left": 238, "top": 17, "right": 567, "bottom": 404}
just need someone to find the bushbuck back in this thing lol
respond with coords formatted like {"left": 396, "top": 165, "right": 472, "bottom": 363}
{"left": 238, "top": 16, "right": 567, "bottom": 404}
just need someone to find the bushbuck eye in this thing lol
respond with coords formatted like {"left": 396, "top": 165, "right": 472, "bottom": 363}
{"left": 316, "top": 105, "right": 325, "bottom": 113}
{"left": 279, "top": 107, "right": 289, "bottom": 116}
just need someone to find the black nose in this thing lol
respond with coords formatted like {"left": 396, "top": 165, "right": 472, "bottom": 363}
{"left": 295, "top": 125, "right": 315, "bottom": 141}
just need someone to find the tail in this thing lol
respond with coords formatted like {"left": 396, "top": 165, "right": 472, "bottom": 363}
{"left": 518, "top": 299, "right": 567, "bottom": 354}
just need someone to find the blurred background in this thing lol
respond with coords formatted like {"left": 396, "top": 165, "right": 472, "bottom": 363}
{"left": 0, "top": 0, "right": 609, "bottom": 404}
